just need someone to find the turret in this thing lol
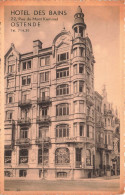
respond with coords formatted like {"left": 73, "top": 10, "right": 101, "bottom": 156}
{"left": 72, "top": 6, "right": 86, "bottom": 38}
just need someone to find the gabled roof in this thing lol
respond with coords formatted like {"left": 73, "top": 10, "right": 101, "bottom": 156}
{"left": 5, "top": 43, "right": 20, "bottom": 59}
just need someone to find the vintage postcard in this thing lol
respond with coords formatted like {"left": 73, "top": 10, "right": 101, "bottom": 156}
{"left": 0, "top": 0, "right": 124, "bottom": 194}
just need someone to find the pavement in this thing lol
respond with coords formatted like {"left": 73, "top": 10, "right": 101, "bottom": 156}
{"left": 4, "top": 176, "right": 121, "bottom": 192}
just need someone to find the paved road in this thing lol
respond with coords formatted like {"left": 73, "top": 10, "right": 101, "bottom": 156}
{"left": 5, "top": 178, "right": 120, "bottom": 192}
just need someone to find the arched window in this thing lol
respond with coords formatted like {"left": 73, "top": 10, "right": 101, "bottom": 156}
{"left": 55, "top": 148, "right": 70, "bottom": 164}
{"left": 56, "top": 103, "right": 69, "bottom": 116}
{"left": 56, "top": 84, "right": 69, "bottom": 96}
{"left": 86, "top": 150, "right": 91, "bottom": 166}
{"left": 19, "top": 149, "right": 28, "bottom": 164}
{"left": 56, "top": 124, "right": 69, "bottom": 138}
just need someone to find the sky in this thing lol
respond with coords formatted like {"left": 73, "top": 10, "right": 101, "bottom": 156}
{"left": 4, "top": 6, "right": 120, "bottom": 109}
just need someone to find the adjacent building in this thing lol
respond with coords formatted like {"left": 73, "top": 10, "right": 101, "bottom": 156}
{"left": 4, "top": 6, "right": 120, "bottom": 179}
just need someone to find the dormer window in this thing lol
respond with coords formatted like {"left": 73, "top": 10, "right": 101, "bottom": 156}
{"left": 58, "top": 52, "right": 69, "bottom": 62}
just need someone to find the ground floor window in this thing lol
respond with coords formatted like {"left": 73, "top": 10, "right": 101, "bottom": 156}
{"left": 76, "top": 148, "right": 82, "bottom": 167}
{"left": 4, "top": 171, "right": 12, "bottom": 177}
{"left": 55, "top": 148, "right": 70, "bottom": 164}
{"left": 19, "top": 169, "right": 27, "bottom": 177}
{"left": 57, "top": 172, "right": 67, "bottom": 178}
{"left": 19, "top": 149, "right": 28, "bottom": 164}
{"left": 86, "top": 150, "right": 91, "bottom": 166}
{"left": 4, "top": 150, "right": 12, "bottom": 163}
{"left": 38, "top": 148, "right": 49, "bottom": 164}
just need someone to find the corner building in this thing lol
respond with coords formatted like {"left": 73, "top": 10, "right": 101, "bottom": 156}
{"left": 4, "top": 6, "right": 118, "bottom": 180}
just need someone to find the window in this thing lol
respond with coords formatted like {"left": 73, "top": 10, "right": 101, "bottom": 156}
{"left": 79, "top": 101, "right": 84, "bottom": 113}
{"left": 56, "top": 124, "right": 69, "bottom": 138}
{"left": 73, "top": 123, "right": 77, "bottom": 136}
{"left": 40, "top": 72, "right": 49, "bottom": 82}
{"left": 22, "top": 76, "right": 31, "bottom": 86}
{"left": 22, "top": 60, "right": 31, "bottom": 70}
{"left": 108, "top": 134, "right": 111, "bottom": 145}
{"left": 87, "top": 125, "right": 89, "bottom": 137}
{"left": 8, "top": 55, "right": 15, "bottom": 73}
{"left": 74, "top": 101, "right": 78, "bottom": 113}
{"left": 56, "top": 104, "right": 69, "bottom": 116}
{"left": 58, "top": 52, "right": 69, "bottom": 62}
{"left": 40, "top": 88, "right": 49, "bottom": 99}
{"left": 56, "top": 68, "right": 69, "bottom": 79}
{"left": 19, "top": 170, "right": 27, "bottom": 177}
{"left": 56, "top": 84, "right": 69, "bottom": 96}
{"left": 4, "top": 150, "right": 11, "bottom": 163}
{"left": 73, "top": 81, "right": 77, "bottom": 93}
{"left": 19, "top": 149, "right": 28, "bottom": 164}
{"left": 39, "top": 127, "right": 48, "bottom": 138}
{"left": 79, "top": 64, "right": 84, "bottom": 73}
{"left": 6, "top": 111, "right": 13, "bottom": 120}
{"left": 40, "top": 56, "right": 50, "bottom": 66}
{"left": 80, "top": 123, "right": 84, "bottom": 136}
{"left": 20, "top": 128, "right": 28, "bottom": 139}
{"left": 38, "top": 148, "right": 49, "bottom": 164}
{"left": 79, "top": 47, "right": 85, "bottom": 57}
{"left": 79, "top": 81, "right": 84, "bottom": 92}
{"left": 41, "top": 107, "right": 48, "bottom": 116}
{"left": 86, "top": 150, "right": 91, "bottom": 166}
{"left": 73, "top": 48, "right": 78, "bottom": 57}
{"left": 76, "top": 148, "right": 82, "bottom": 162}
{"left": 73, "top": 64, "right": 77, "bottom": 75}
{"left": 57, "top": 172, "right": 67, "bottom": 178}
{"left": 7, "top": 79, "right": 14, "bottom": 88}
{"left": 7, "top": 93, "right": 13, "bottom": 104}
{"left": 55, "top": 148, "right": 70, "bottom": 164}
{"left": 21, "top": 108, "right": 29, "bottom": 119}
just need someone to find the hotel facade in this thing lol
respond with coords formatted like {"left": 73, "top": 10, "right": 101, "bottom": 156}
{"left": 4, "top": 6, "right": 120, "bottom": 179}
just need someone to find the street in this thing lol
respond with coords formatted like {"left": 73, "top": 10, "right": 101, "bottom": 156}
{"left": 4, "top": 177, "right": 120, "bottom": 192}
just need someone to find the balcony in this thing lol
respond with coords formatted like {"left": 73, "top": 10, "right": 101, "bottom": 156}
{"left": 96, "top": 121, "right": 104, "bottom": 128}
{"left": 115, "top": 117, "right": 120, "bottom": 125}
{"left": 86, "top": 95, "right": 94, "bottom": 106}
{"left": 36, "top": 116, "right": 51, "bottom": 125}
{"left": 37, "top": 96, "right": 51, "bottom": 106}
{"left": 104, "top": 109, "right": 113, "bottom": 116}
{"left": 16, "top": 138, "right": 31, "bottom": 146}
{"left": 86, "top": 116, "right": 94, "bottom": 122}
{"left": 17, "top": 118, "right": 31, "bottom": 126}
{"left": 96, "top": 142, "right": 104, "bottom": 149}
{"left": 18, "top": 99, "right": 32, "bottom": 108}
{"left": 104, "top": 144, "right": 113, "bottom": 151}
{"left": 35, "top": 137, "right": 51, "bottom": 145}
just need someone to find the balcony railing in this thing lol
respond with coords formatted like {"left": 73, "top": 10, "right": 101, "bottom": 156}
{"left": 86, "top": 116, "right": 94, "bottom": 122}
{"left": 104, "top": 109, "right": 113, "bottom": 116}
{"left": 18, "top": 99, "right": 32, "bottom": 107}
{"left": 37, "top": 96, "right": 51, "bottom": 106}
{"left": 17, "top": 118, "right": 31, "bottom": 126}
{"left": 86, "top": 95, "right": 94, "bottom": 106}
{"left": 96, "top": 142, "right": 104, "bottom": 149}
{"left": 16, "top": 138, "right": 31, "bottom": 146}
{"left": 104, "top": 144, "right": 113, "bottom": 151}
{"left": 35, "top": 137, "right": 51, "bottom": 145}
{"left": 36, "top": 116, "right": 51, "bottom": 124}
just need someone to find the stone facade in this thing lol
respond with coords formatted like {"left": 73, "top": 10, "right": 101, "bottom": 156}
{"left": 4, "top": 6, "right": 120, "bottom": 179}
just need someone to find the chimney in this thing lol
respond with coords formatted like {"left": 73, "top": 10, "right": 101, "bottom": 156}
{"left": 33, "top": 40, "right": 42, "bottom": 54}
